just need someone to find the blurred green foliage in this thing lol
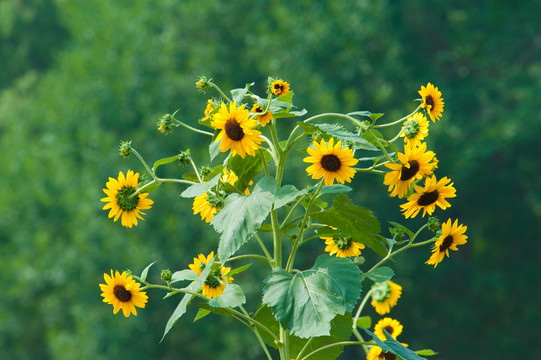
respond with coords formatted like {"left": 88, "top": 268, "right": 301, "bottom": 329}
{"left": 1, "top": 0, "right": 540, "bottom": 359}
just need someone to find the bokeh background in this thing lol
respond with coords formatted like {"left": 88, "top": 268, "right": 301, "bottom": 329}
{"left": 1, "top": 1, "right": 540, "bottom": 359}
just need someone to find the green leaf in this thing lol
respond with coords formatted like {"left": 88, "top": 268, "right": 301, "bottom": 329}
{"left": 180, "top": 173, "right": 221, "bottom": 198}
{"left": 298, "top": 122, "right": 378, "bottom": 151}
{"left": 193, "top": 308, "right": 210, "bottom": 322}
{"left": 369, "top": 113, "right": 384, "bottom": 122}
{"left": 139, "top": 261, "right": 156, "bottom": 282}
{"left": 161, "top": 257, "right": 215, "bottom": 341}
{"left": 182, "top": 165, "right": 224, "bottom": 183}
{"left": 225, "top": 263, "right": 251, "bottom": 278}
{"left": 276, "top": 91, "right": 294, "bottom": 105}
{"left": 170, "top": 269, "right": 197, "bottom": 283}
{"left": 209, "top": 140, "right": 221, "bottom": 161}
{"left": 140, "top": 181, "right": 161, "bottom": 193}
{"left": 388, "top": 221, "right": 415, "bottom": 239}
{"left": 227, "top": 151, "right": 268, "bottom": 192}
{"left": 208, "top": 284, "right": 246, "bottom": 308}
{"left": 212, "top": 176, "right": 276, "bottom": 260}
{"left": 319, "top": 184, "right": 352, "bottom": 196}
{"left": 254, "top": 305, "right": 281, "bottom": 348}
{"left": 153, "top": 155, "right": 179, "bottom": 174}
{"left": 290, "top": 313, "right": 353, "bottom": 360}
{"left": 364, "top": 267, "right": 394, "bottom": 283}
{"left": 346, "top": 110, "right": 373, "bottom": 118}
{"left": 230, "top": 83, "right": 254, "bottom": 104}
{"left": 365, "top": 329, "right": 427, "bottom": 360}
{"left": 415, "top": 349, "right": 438, "bottom": 356}
{"left": 258, "top": 223, "right": 273, "bottom": 232}
{"left": 262, "top": 255, "right": 362, "bottom": 338}
{"left": 356, "top": 316, "right": 372, "bottom": 329}
{"left": 273, "top": 108, "right": 308, "bottom": 119}
{"left": 274, "top": 185, "right": 310, "bottom": 210}
{"left": 311, "top": 194, "right": 386, "bottom": 256}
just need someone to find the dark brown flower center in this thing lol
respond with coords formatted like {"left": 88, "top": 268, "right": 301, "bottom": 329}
{"left": 400, "top": 160, "right": 420, "bottom": 181}
{"left": 439, "top": 235, "right": 454, "bottom": 252}
{"left": 113, "top": 285, "right": 132, "bottom": 302}
{"left": 425, "top": 95, "right": 435, "bottom": 109}
{"left": 382, "top": 351, "right": 397, "bottom": 360}
{"left": 417, "top": 190, "right": 439, "bottom": 206}
{"left": 225, "top": 119, "right": 244, "bottom": 141}
{"left": 383, "top": 326, "right": 394, "bottom": 336}
{"left": 273, "top": 83, "right": 283, "bottom": 94}
{"left": 321, "top": 154, "right": 341, "bottom": 172}
{"left": 253, "top": 105, "right": 263, "bottom": 113}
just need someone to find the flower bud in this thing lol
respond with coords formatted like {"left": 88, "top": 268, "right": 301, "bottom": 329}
{"left": 428, "top": 216, "right": 441, "bottom": 232}
{"left": 161, "top": 269, "right": 172, "bottom": 282}
{"left": 157, "top": 113, "right": 177, "bottom": 134}
{"left": 178, "top": 150, "right": 191, "bottom": 166}
{"left": 196, "top": 75, "right": 211, "bottom": 93}
{"left": 119, "top": 140, "right": 132, "bottom": 158}
{"left": 200, "top": 166, "right": 211, "bottom": 177}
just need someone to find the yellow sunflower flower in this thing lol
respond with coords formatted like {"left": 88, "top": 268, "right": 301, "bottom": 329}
{"left": 374, "top": 317, "right": 403, "bottom": 341}
{"left": 304, "top": 138, "right": 359, "bottom": 186}
{"left": 99, "top": 270, "right": 148, "bottom": 317}
{"left": 323, "top": 236, "right": 365, "bottom": 257}
{"left": 400, "top": 112, "right": 429, "bottom": 147}
{"left": 211, "top": 102, "right": 262, "bottom": 158}
{"left": 371, "top": 281, "right": 402, "bottom": 315}
{"left": 419, "top": 82, "right": 444, "bottom": 122}
{"left": 383, "top": 142, "right": 437, "bottom": 198}
{"left": 193, "top": 192, "right": 221, "bottom": 223}
{"left": 400, "top": 175, "right": 456, "bottom": 218}
{"left": 251, "top": 103, "right": 274, "bottom": 126}
{"left": 366, "top": 344, "right": 408, "bottom": 360}
{"left": 426, "top": 219, "right": 468, "bottom": 268}
{"left": 270, "top": 79, "right": 290, "bottom": 96}
{"left": 202, "top": 99, "right": 215, "bottom": 122}
{"left": 188, "top": 251, "right": 233, "bottom": 299}
{"left": 101, "top": 170, "right": 154, "bottom": 228}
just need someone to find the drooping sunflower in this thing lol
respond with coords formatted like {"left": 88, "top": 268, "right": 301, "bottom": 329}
{"left": 251, "top": 103, "right": 274, "bottom": 126}
{"left": 371, "top": 281, "right": 403, "bottom": 315}
{"left": 304, "top": 138, "right": 359, "bottom": 186}
{"left": 270, "top": 79, "right": 290, "bottom": 96}
{"left": 400, "top": 112, "right": 429, "bottom": 147}
{"left": 384, "top": 142, "right": 437, "bottom": 198}
{"left": 426, "top": 219, "right": 468, "bottom": 268}
{"left": 323, "top": 235, "right": 365, "bottom": 257}
{"left": 99, "top": 270, "right": 148, "bottom": 317}
{"left": 193, "top": 192, "right": 221, "bottom": 223}
{"left": 101, "top": 170, "right": 154, "bottom": 228}
{"left": 419, "top": 82, "right": 444, "bottom": 122}
{"left": 211, "top": 102, "right": 262, "bottom": 158}
{"left": 188, "top": 251, "right": 233, "bottom": 299}
{"left": 400, "top": 175, "right": 456, "bottom": 218}
{"left": 374, "top": 317, "right": 403, "bottom": 341}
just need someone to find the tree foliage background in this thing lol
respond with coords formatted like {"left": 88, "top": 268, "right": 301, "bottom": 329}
{"left": 1, "top": 0, "right": 540, "bottom": 359}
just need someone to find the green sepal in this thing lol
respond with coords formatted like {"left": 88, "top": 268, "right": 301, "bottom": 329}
{"left": 139, "top": 261, "right": 156, "bottom": 282}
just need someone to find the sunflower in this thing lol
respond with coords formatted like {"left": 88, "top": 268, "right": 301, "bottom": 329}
{"left": 99, "top": 270, "right": 148, "bottom": 317}
{"left": 400, "top": 112, "right": 429, "bottom": 147}
{"left": 188, "top": 251, "right": 233, "bottom": 299}
{"left": 419, "top": 82, "right": 444, "bottom": 122}
{"left": 270, "top": 79, "right": 290, "bottom": 96}
{"left": 323, "top": 235, "right": 365, "bottom": 257}
{"left": 304, "top": 138, "right": 359, "bottom": 186}
{"left": 211, "top": 102, "right": 262, "bottom": 158}
{"left": 426, "top": 219, "right": 468, "bottom": 268}
{"left": 371, "top": 281, "right": 403, "bottom": 315}
{"left": 251, "top": 103, "right": 274, "bottom": 126}
{"left": 202, "top": 99, "right": 215, "bottom": 122}
{"left": 101, "top": 170, "right": 154, "bottom": 228}
{"left": 383, "top": 142, "right": 437, "bottom": 198}
{"left": 400, "top": 175, "right": 456, "bottom": 218}
{"left": 374, "top": 317, "right": 403, "bottom": 341}
{"left": 367, "top": 345, "right": 408, "bottom": 360}
{"left": 193, "top": 192, "right": 221, "bottom": 223}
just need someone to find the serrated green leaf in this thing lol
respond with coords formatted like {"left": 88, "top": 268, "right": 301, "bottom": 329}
{"left": 319, "top": 184, "right": 352, "bottom": 196}
{"left": 274, "top": 185, "right": 310, "bottom": 209}
{"left": 180, "top": 173, "right": 221, "bottom": 198}
{"left": 170, "top": 269, "right": 197, "bottom": 283}
{"left": 161, "top": 257, "right": 214, "bottom": 341}
{"left": 273, "top": 109, "right": 308, "bottom": 119}
{"left": 208, "top": 284, "right": 246, "bottom": 308}
{"left": 298, "top": 122, "right": 378, "bottom": 151}
{"left": 153, "top": 155, "right": 180, "bottom": 174}
{"left": 311, "top": 194, "right": 386, "bottom": 256}
{"left": 212, "top": 177, "right": 276, "bottom": 260}
{"left": 140, "top": 261, "right": 156, "bottom": 282}
{"left": 193, "top": 308, "right": 210, "bottom": 322}
{"left": 369, "top": 113, "right": 384, "bottom": 122}
{"left": 262, "top": 255, "right": 362, "bottom": 338}
{"left": 365, "top": 267, "right": 394, "bottom": 282}
{"left": 356, "top": 316, "right": 372, "bottom": 329}
{"left": 415, "top": 349, "right": 438, "bottom": 356}
{"left": 365, "top": 329, "right": 427, "bottom": 360}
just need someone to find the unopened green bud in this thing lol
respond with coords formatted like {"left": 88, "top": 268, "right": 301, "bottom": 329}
{"left": 390, "top": 226, "right": 405, "bottom": 240}
{"left": 196, "top": 75, "right": 211, "bottom": 93}
{"left": 124, "top": 269, "right": 132, "bottom": 277}
{"left": 345, "top": 139, "right": 355, "bottom": 149}
{"left": 161, "top": 269, "right": 172, "bottom": 282}
{"left": 157, "top": 113, "right": 178, "bottom": 134}
{"left": 313, "top": 130, "right": 324, "bottom": 142}
{"left": 200, "top": 166, "right": 211, "bottom": 177}
{"left": 403, "top": 119, "right": 421, "bottom": 139}
{"left": 178, "top": 149, "right": 191, "bottom": 166}
{"left": 119, "top": 140, "right": 132, "bottom": 158}
{"left": 428, "top": 216, "right": 440, "bottom": 232}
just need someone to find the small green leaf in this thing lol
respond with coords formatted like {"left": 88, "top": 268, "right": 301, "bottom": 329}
{"left": 369, "top": 113, "right": 384, "bottom": 122}
{"left": 415, "top": 349, "right": 438, "bottom": 356}
{"left": 262, "top": 255, "right": 362, "bottom": 338}
{"left": 319, "top": 184, "right": 352, "bottom": 195}
{"left": 193, "top": 308, "right": 210, "bottom": 322}
{"left": 140, "top": 181, "right": 161, "bottom": 193}
{"left": 153, "top": 155, "right": 180, "bottom": 174}
{"left": 347, "top": 110, "right": 373, "bottom": 118}
{"left": 170, "top": 269, "right": 197, "bottom": 283}
{"left": 311, "top": 194, "right": 386, "bottom": 256}
{"left": 389, "top": 221, "right": 415, "bottom": 239}
{"left": 365, "top": 267, "right": 394, "bottom": 283}
{"left": 273, "top": 109, "right": 308, "bottom": 119}
{"left": 209, "top": 140, "right": 221, "bottom": 161}
{"left": 140, "top": 261, "right": 156, "bottom": 282}
{"left": 212, "top": 177, "right": 276, "bottom": 260}
{"left": 274, "top": 185, "right": 309, "bottom": 209}
{"left": 225, "top": 263, "right": 251, "bottom": 277}
{"left": 208, "top": 284, "right": 246, "bottom": 308}
{"left": 365, "top": 329, "right": 427, "bottom": 360}
{"left": 180, "top": 173, "right": 221, "bottom": 198}
{"left": 356, "top": 316, "right": 372, "bottom": 329}
{"left": 230, "top": 83, "right": 254, "bottom": 104}
{"left": 258, "top": 223, "right": 273, "bottom": 232}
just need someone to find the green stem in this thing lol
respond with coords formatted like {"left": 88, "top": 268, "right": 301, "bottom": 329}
{"left": 209, "top": 82, "right": 233, "bottom": 103}
{"left": 239, "top": 306, "right": 274, "bottom": 360}
{"left": 224, "top": 254, "right": 272, "bottom": 265}
{"left": 253, "top": 233, "right": 274, "bottom": 267}
{"left": 226, "top": 308, "right": 279, "bottom": 343}
{"left": 131, "top": 149, "right": 155, "bottom": 179}
{"left": 373, "top": 105, "right": 421, "bottom": 129}
{"left": 189, "top": 158, "right": 203, "bottom": 183}
{"left": 352, "top": 288, "right": 375, "bottom": 334}
{"left": 295, "top": 337, "right": 314, "bottom": 360}
{"left": 351, "top": 328, "right": 371, "bottom": 356}
{"left": 299, "top": 341, "right": 369, "bottom": 360}
{"left": 172, "top": 119, "right": 214, "bottom": 137}
{"left": 259, "top": 148, "right": 270, "bottom": 176}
